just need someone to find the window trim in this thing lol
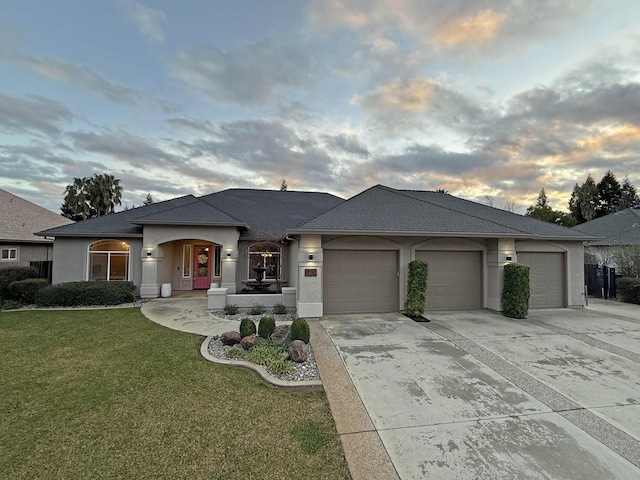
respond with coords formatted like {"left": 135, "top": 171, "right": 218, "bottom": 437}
{"left": 87, "top": 240, "right": 131, "bottom": 282}
{"left": 1, "top": 247, "right": 18, "bottom": 261}
{"left": 182, "top": 245, "right": 192, "bottom": 278}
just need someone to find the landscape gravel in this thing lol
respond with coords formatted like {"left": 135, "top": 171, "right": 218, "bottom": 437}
{"left": 207, "top": 312, "right": 320, "bottom": 382}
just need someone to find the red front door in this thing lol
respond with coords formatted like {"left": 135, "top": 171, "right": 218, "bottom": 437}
{"left": 193, "top": 245, "right": 211, "bottom": 289}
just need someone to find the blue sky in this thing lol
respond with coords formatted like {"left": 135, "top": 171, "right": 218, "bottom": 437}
{"left": 2, "top": 0, "right": 640, "bottom": 213}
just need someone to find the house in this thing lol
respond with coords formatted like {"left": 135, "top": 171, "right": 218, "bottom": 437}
{"left": 572, "top": 208, "right": 640, "bottom": 275}
{"left": 0, "top": 188, "right": 74, "bottom": 277}
{"left": 39, "top": 185, "right": 593, "bottom": 315}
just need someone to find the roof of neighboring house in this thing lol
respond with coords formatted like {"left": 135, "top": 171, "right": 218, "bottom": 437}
{"left": 572, "top": 208, "right": 640, "bottom": 246}
{"left": 0, "top": 188, "right": 73, "bottom": 243}
{"left": 289, "top": 185, "right": 594, "bottom": 240}
{"left": 39, "top": 189, "right": 344, "bottom": 239}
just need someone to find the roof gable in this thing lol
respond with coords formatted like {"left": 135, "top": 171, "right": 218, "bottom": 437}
{"left": 1, "top": 189, "right": 73, "bottom": 243}
{"left": 290, "top": 185, "right": 593, "bottom": 240}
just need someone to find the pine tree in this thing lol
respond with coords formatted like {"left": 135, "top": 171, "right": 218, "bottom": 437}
{"left": 596, "top": 170, "right": 622, "bottom": 217}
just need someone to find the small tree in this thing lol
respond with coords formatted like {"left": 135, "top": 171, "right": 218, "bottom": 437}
{"left": 404, "top": 260, "right": 428, "bottom": 317}
{"left": 143, "top": 193, "right": 154, "bottom": 205}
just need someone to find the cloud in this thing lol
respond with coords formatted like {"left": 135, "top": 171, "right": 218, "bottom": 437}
{"left": 307, "top": 0, "right": 594, "bottom": 56}
{"left": 120, "top": 0, "right": 167, "bottom": 44}
{"left": 321, "top": 133, "right": 370, "bottom": 157}
{"left": 355, "top": 77, "right": 487, "bottom": 134}
{"left": 0, "top": 93, "right": 73, "bottom": 135}
{"left": 170, "top": 38, "right": 315, "bottom": 106}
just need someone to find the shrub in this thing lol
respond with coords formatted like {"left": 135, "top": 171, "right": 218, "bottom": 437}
{"left": 35, "top": 281, "right": 135, "bottom": 307}
{"left": 8, "top": 278, "right": 50, "bottom": 304}
{"left": 616, "top": 277, "right": 640, "bottom": 304}
{"left": 405, "top": 260, "right": 428, "bottom": 316}
{"left": 290, "top": 317, "right": 310, "bottom": 344}
{"left": 0, "top": 299, "right": 23, "bottom": 310}
{"left": 239, "top": 317, "right": 257, "bottom": 338}
{"left": 0, "top": 266, "right": 38, "bottom": 299}
{"left": 249, "top": 339, "right": 293, "bottom": 374}
{"left": 272, "top": 303, "right": 287, "bottom": 315}
{"left": 248, "top": 303, "right": 266, "bottom": 315}
{"left": 225, "top": 347, "right": 247, "bottom": 360}
{"left": 502, "top": 263, "right": 530, "bottom": 319}
{"left": 258, "top": 316, "right": 276, "bottom": 339}
{"left": 223, "top": 304, "right": 239, "bottom": 315}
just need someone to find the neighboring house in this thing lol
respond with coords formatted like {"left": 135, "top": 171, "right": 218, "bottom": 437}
{"left": 0, "top": 188, "right": 74, "bottom": 277}
{"left": 39, "top": 185, "right": 593, "bottom": 315}
{"left": 572, "top": 208, "right": 640, "bottom": 273}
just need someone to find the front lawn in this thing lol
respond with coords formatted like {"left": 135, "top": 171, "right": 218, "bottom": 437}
{"left": 0, "top": 308, "right": 349, "bottom": 479}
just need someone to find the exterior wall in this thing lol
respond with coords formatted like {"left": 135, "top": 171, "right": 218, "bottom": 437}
{"left": 140, "top": 225, "right": 240, "bottom": 298}
{"left": 0, "top": 242, "right": 53, "bottom": 268}
{"left": 515, "top": 240, "right": 585, "bottom": 308}
{"left": 51, "top": 236, "right": 143, "bottom": 295}
{"left": 296, "top": 234, "right": 584, "bottom": 315}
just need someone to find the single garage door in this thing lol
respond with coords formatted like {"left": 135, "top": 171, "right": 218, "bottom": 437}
{"left": 323, "top": 250, "right": 398, "bottom": 314}
{"left": 517, "top": 252, "right": 565, "bottom": 308}
{"left": 415, "top": 251, "right": 483, "bottom": 310}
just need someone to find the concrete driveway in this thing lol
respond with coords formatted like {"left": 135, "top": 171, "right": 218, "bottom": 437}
{"left": 321, "top": 301, "right": 640, "bottom": 479}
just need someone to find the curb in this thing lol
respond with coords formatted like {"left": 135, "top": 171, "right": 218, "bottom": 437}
{"left": 199, "top": 336, "right": 323, "bottom": 391}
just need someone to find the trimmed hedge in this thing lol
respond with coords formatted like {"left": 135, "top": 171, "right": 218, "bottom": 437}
{"left": 502, "top": 263, "right": 530, "bottom": 319}
{"left": 8, "top": 278, "right": 50, "bottom": 304}
{"left": 616, "top": 277, "right": 640, "bottom": 305}
{"left": 291, "top": 318, "right": 310, "bottom": 344}
{"left": 239, "top": 317, "right": 257, "bottom": 338}
{"left": 405, "top": 260, "right": 428, "bottom": 316}
{"left": 35, "top": 281, "right": 135, "bottom": 307}
{"left": 258, "top": 316, "right": 276, "bottom": 339}
{"left": 0, "top": 266, "right": 38, "bottom": 298}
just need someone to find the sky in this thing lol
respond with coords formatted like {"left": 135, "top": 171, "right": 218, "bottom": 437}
{"left": 2, "top": 0, "right": 640, "bottom": 214}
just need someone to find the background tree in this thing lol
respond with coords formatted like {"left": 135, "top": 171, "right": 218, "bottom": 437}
{"left": 620, "top": 176, "right": 640, "bottom": 209}
{"left": 61, "top": 174, "right": 123, "bottom": 221}
{"left": 143, "top": 193, "right": 154, "bottom": 205}
{"left": 526, "top": 188, "right": 576, "bottom": 227}
{"left": 569, "top": 174, "right": 598, "bottom": 224}
{"left": 280, "top": 179, "right": 287, "bottom": 191}
{"left": 595, "top": 170, "right": 622, "bottom": 217}
{"left": 570, "top": 172, "right": 639, "bottom": 224}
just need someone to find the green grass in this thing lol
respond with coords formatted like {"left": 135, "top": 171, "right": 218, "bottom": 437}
{"left": 0, "top": 308, "right": 350, "bottom": 480}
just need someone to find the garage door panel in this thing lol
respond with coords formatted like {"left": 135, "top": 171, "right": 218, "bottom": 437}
{"left": 416, "top": 251, "right": 483, "bottom": 311}
{"left": 323, "top": 250, "right": 399, "bottom": 314}
{"left": 518, "top": 252, "right": 565, "bottom": 308}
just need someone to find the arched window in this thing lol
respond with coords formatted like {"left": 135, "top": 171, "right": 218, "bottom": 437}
{"left": 248, "top": 243, "right": 281, "bottom": 280}
{"left": 88, "top": 240, "right": 130, "bottom": 281}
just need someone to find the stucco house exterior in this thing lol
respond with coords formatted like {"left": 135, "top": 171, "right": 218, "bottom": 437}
{"left": 39, "top": 185, "right": 593, "bottom": 316}
{"left": 0, "top": 188, "right": 73, "bottom": 277}
{"left": 572, "top": 208, "right": 640, "bottom": 275}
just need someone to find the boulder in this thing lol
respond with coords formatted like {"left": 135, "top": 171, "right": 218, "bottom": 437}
{"left": 240, "top": 333, "right": 259, "bottom": 350}
{"left": 270, "top": 325, "right": 291, "bottom": 345}
{"left": 220, "top": 331, "right": 241, "bottom": 346}
{"left": 288, "top": 340, "right": 308, "bottom": 363}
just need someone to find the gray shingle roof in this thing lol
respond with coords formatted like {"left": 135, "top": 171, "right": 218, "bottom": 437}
{"left": 572, "top": 208, "right": 640, "bottom": 246}
{"left": 39, "top": 195, "right": 200, "bottom": 237}
{"left": 200, "top": 189, "right": 344, "bottom": 239}
{"left": 39, "top": 189, "right": 344, "bottom": 239}
{"left": 289, "top": 185, "right": 594, "bottom": 240}
{"left": 1, "top": 188, "right": 73, "bottom": 243}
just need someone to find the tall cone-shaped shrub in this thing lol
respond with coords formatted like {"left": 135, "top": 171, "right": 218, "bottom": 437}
{"left": 405, "top": 260, "right": 428, "bottom": 316}
{"left": 502, "top": 263, "right": 530, "bottom": 319}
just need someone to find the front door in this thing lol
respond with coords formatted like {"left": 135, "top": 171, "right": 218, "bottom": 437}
{"left": 193, "top": 245, "right": 211, "bottom": 289}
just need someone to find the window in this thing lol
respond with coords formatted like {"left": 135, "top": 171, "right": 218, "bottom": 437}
{"left": 88, "top": 240, "right": 130, "bottom": 281}
{"left": 182, "top": 245, "right": 192, "bottom": 278}
{"left": 1, "top": 247, "right": 18, "bottom": 261}
{"left": 214, "top": 245, "right": 221, "bottom": 277}
{"left": 249, "top": 243, "right": 281, "bottom": 280}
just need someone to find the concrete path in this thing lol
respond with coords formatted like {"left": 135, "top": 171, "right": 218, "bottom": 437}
{"left": 322, "top": 302, "right": 640, "bottom": 479}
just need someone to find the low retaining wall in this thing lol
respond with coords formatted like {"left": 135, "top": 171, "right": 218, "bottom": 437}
{"left": 208, "top": 287, "right": 296, "bottom": 311}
